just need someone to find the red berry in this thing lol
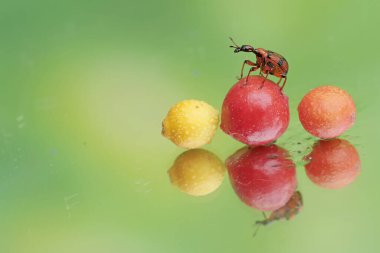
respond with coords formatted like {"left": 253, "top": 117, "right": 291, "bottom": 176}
{"left": 221, "top": 75, "right": 290, "bottom": 146}
{"left": 305, "top": 139, "right": 361, "bottom": 189}
{"left": 226, "top": 145, "right": 297, "bottom": 211}
{"left": 298, "top": 86, "right": 356, "bottom": 139}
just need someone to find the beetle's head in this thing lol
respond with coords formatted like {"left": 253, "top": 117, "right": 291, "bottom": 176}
{"left": 239, "top": 45, "right": 254, "bottom": 53}
{"left": 229, "top": 37, "right": 255, "bottom": 53}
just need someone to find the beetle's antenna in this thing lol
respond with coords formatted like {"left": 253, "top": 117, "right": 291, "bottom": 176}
{"left": 252, "top": 223, "right": 262, "bottom": 238}
{"left": 229, "top": 37, "right": 239, "bottom": 49}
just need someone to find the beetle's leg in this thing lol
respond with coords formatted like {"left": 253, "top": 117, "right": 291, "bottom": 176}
{"left": 277, "top": 77, "right": 283, "bottom": 85}
{"left": 262, "top": 73, "right": 269, "bottom": 82}
{"left": 240, "top": 60, "right": 256, "bottom": 80}
{"left": 280, "top": 77, "right": 287, "bottom": 90}
{"left": 259, "top": 72, "right": 269, "bottom": 88}
{"left": 245, "top": 65, "right": 260, "bottom": 84}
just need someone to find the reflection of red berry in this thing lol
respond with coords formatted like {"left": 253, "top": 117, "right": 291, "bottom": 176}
{"left": 226, "top": 145, "right": 297, "bottom": 211}
{"left": 298, "top": 86, "right": 356, "bottom": 139}
{"left": 305, "top": 139, "right": 361, "bottom": 189}
{"left": 221, "top": 75, "right": 290, "bottom": 146}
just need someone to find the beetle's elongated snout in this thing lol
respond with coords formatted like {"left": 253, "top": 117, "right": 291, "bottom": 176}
{"left": 234, "top": 48, "right": 241, "bottom": 53}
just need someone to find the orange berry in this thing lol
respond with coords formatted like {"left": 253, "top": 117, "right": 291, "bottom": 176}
{"left": 298, "top": 86, "right": 356, "bottom": 139}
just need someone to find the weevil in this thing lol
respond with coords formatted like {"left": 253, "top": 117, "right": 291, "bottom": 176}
{"left": 229, "top": 37, "right": 289, "bottom": 90}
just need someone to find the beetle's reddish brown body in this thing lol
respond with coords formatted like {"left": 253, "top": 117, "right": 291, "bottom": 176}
{"left": 229, "top": 38, "right": 289, "bottom": 90}
{"left": 256, "top": 49, "right": 288, "bottom": 78}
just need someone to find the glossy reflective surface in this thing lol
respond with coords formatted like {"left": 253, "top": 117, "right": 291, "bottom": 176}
{"left": 1, "top": 1, "right": 379, "bottom": 252}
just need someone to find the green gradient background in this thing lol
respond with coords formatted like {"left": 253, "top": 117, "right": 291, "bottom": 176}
{"left": 1, "top": 0, "right": 379, "bottom": 252}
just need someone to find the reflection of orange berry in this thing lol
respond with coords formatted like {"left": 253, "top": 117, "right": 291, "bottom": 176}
{"left": 168, "top": 149, "right": 225, "bottom": 196}
{"left": 305, "top": 139, "right": 361, "bottom": 189}
{"left": 298, "top": 86, "right": 356, "bottom": 139}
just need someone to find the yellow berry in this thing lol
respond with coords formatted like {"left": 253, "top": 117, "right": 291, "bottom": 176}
{"left": 168, "top": 149, "right": 225, "bottom": 196}
{"left": 162, "top": 100, "right": 219, "bottom": 149}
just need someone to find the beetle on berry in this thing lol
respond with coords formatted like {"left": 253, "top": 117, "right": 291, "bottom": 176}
{"left": 229, "top": 37, "right": 289, "bottom": 90}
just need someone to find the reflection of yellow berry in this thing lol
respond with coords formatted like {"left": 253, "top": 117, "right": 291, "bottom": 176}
{"left": 162, "top": 100, "right": 219, "bottom": 149}
{"left": 168, "top": 149, "right": 225, "bottom": 196}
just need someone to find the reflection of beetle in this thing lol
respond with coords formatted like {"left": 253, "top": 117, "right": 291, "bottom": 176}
{"left": 253, "top": 191, "right": 303, "bottom": 237}
{"left": 229, "top": 37, "right": 289, "bottom": 90}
